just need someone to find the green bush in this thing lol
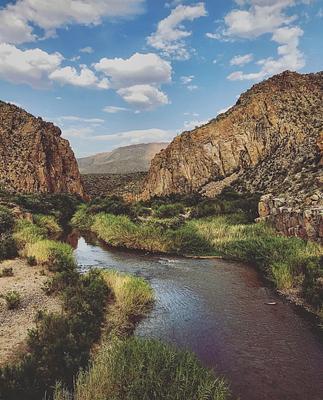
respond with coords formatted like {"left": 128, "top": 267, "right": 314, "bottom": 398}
{"left": 25, "top": 240, "right": 74, "bottom": 270}
{"left": 60, "top": 337, "right": 229, "bottom": 400}
{"left": 71, "top": 205, "right": 93, "bottom": 231}
{"left": 33, "top": 214, "right": 62, "bottom": 236}
{"left": 0, "top": 234, "right": 17, "bottom": 261}
{"left": 88, "top": 196, "right": 133, "bottom": 217}
{"left": 154, "top": 203, "right": 185, "bottom": 218}
{"left": 3, "top": 290, "right": 21, "bottom": 309}
{"left": 0, "top": 206, "right": 14, "bottom": 234}
{"left": 13, "top": 220, "right": 46, "bottom": 250}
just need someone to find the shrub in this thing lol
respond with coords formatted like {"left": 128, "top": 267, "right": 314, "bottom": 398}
{"left": 33, "top": 214, "right": 62, "bottom": 236}
{"left": 154, "top": 203, "right": 185, "bottom": 218}
{"left": 271, "top": 262, "right": 293, "bottom": 290}
{"left": 88, "top": 196, "right": 133, "bottom": 217}
{"left": 0, "top": 267, "right": 14, "bottom": 277}
{"left": 26, "top": 256, "right": 37, "bottom": 266}
{"left": 60, "top": 337, "right": 229, "bottom": 400}
{"left": 0, "top": 206, "right": 15, "bottom": 234}
{"left": 0, "top": 234, "right": 17, "bottom": 261}
{"left": 168, "top": 224, "right": 212, "bottom": 255}
{"left": 25, "top": 240, "right": 74, "bottom": 270}
{"left": 71, "top": 205, "right": 93, "bottom": 231}
{"left": 13, "top": 220, "right": 46, "bottom": 250}
{"left": 3, "top": 290, "right": 21, "bottom": 309}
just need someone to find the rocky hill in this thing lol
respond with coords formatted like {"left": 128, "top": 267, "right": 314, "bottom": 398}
{"left": 78, "top": 143, "right": 168, "bottom": 174}
{"left": 142, "top": 71, "right": 322, "bottom": 205}
{"left": 0, "top": 101, "right": 85, "bottom": 198}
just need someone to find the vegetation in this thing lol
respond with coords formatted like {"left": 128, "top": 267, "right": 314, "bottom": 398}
{"left": 2, "top": 290, "right": 21, "bottom": 309}
{"left": 54, "top": 337, "right": 230, "bottom": 400}
{"left": 0, "top": 266, "right": 14, "bottom": 277}
{"left": 0, "top": 206, "right": 17, "bottom": 261}
{"left": 33, "top": 214, "right": 62, "bottom": 236}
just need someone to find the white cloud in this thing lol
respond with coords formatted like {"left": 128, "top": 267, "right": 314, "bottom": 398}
{"left": 227, "top": 25, "right": 304, "bottom": 81}
{"left": 147, "top": 3, "right": 207, "bottom": 60}
{"left": 103, "top": 106, "right": 129, "bottom": 113}
{"left": 94, "top": 52, "right": 172, "bottom": 88}
{"left": 180, "top": 75, "right": 194, "bottom": 84}
{"left": 49, "top": 65, "right": 109, "bottom": 89}
{"left": 0, "top": 0, "right": 145, "bottom": 45}
{"left": 56, "top": 96, "right": 62, "bottom": 100}
{"left": 58, "top": 116, "right": 105, "bottom": 124}
{"left": 63, "top": 126, "right": 95, "bottom": 138}
{"left": 183, "top": 119, "right": 208, "bottom": 130}
{"left": 117, "top": 84, "right": 169, "bottom": 111}
{"left": 91, "top": 128, "right": 174, "bottom": 144}
{"left": 80, "top": 46, "right": 94, "bottom": 54}
{"left": 0, "top": 43, "right": 63, "bottom": 88}
{"left": 187, "top": 84, "right": 198, "bottom": 91}
{"left": 217, "top": 106, "right": 232, "bottom": 115}
{"left": 230, "top": 53, "right": 253, "bottom": 66}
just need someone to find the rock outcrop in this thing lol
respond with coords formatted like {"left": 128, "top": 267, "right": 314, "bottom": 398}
{"left": 0, "top": 101, "right": 85, "bottom": 198}
{"left": 142, "top": 71, "right": 323, "bottom": 201}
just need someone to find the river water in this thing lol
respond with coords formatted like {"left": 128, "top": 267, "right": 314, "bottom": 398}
{"left": 69, "top": 232, "right": 323, "bottom": 400}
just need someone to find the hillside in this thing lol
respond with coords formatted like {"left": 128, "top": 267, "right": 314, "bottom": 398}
{"left": 142, "top": 71, "right": 322, "bottom": 205}
{"left": 0, "top": 101, "right": 85, "bottom": 198}
{"left": 78, "top": 143, "right": 168, "bottom": 174}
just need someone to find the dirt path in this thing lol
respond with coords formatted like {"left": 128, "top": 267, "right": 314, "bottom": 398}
{"left": 0, "top": 259, "right": 61, "bottom": 366}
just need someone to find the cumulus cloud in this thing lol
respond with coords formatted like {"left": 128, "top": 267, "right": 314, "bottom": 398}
{"left": 117, "top": 84, "right": 169, "bottom": 111}
{"left": 94, "top": 52, "right": 172, "bottom": 88}
{"left": 50, "top": 65, "right": 109, "bottom": 89}
{"left": 147, "top": 3, "right": 207, "bottom": 60}
{"left": 0, "top": 43, "right": 63, "bottom": 88}
{"left": 230, "top": 53, "right": 254, "bottom": 66}
{"left": 0, "top": 0, "right": 145, "bottom": 45}
{"left": 227, "top": 25, "right": 304, "bottom": 81}
{"left": 180, "top": 75, "right": 194, "bottom": 84}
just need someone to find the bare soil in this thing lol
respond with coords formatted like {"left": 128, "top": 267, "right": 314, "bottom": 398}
{"left": 0, "top": 259, "right": 61, "bottom": 366}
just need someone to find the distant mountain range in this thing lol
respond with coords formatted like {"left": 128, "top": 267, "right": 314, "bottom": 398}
{"left": 77, "top": 143, "right": 168, "bottom": 174}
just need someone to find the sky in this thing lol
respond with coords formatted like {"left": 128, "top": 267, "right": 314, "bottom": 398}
{"left": 0, "top": 0, "right": 322, "bottom": 157}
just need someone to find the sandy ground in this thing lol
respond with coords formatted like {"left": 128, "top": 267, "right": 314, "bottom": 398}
{"left": 0, "top": 259, "right": 61, "bottom": 366}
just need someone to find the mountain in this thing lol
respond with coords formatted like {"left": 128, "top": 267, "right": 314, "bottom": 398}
{"left": 77, "top": 143, "right": 168, "bottom": 174}
{"left": 0, "top": 101, "right": 85, "bottom": 198}
{"left": 142, "top": 71, "right": 323, "bottom": 204}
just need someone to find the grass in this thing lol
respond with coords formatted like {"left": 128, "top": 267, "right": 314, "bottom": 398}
{"left": 25, "top": 240, "right": 74, "bottom": 269}
{"left": 102, "top": 270, "right": 154, "bottom": 335}
{"left": 2, "top": 290, "right": 21, "bottom": 309}
{"left": 33, "top": 214, "right": 62, "bottom": 236}
{"left": 54, "top": 337, "right": 230, "bottom": 400}
{"left": 13, "top": 219, "right": 46, "bottom": 249}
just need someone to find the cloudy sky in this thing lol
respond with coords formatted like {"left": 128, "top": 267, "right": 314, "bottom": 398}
{"left": 0, "top": 0, "right": 322, "bottom": 157}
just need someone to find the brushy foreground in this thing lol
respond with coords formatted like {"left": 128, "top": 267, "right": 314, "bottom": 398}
{"left": 54, "top": 337, "right": 230, "bottom": 400}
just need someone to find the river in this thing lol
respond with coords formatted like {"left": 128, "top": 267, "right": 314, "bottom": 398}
{"left": 69, "top": 231, "right": 323, "bottom": 400}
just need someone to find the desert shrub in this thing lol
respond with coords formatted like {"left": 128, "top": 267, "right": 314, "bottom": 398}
{"left": 26, "top": 256, "right": 37, "bottom": 266}
{"left": 88, "top": 196, "right": 133, "bottom": 217}
{"left": 33, "top": 214, "right": 62, "bottom": 236}
{"left": 0, "top": 267, "right": 14, "bottom": 277}
{"left": 60, "top": 337, "right": 229, "bottom": 400}
{"left": 25, "top": 240, "right": 74, "bottom": 270}
{"left": 0, "top": 234, "right": 17, "bottom": 261}
{"left": 3, "top": 290, "right": 21, "bottom": 309}
{"left": 154, "top": 203, "right": 185, "bottom": 218}
{"left": 0, "top": 206, "right": 15, "bottom": 234}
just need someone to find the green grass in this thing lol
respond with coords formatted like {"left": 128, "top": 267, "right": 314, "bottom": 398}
{"left": 54, "top": 337, "right": 230, "bottom": 400}
{"left": 13, "top": 219, "right": 46, "bottom": 249}
{"left": 102, "top": 270, "right": 154, "bottom": 335}
{"left": 33, "top": 214, "right": 62, "bottom": 236}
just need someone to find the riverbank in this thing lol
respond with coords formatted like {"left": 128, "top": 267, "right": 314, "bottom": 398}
{"left": 71, "top": 203, "right": 323, "bottom": 323}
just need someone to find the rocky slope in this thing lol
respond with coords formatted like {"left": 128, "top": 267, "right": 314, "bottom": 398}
{"left": 142, "top": 71, "right": 322, "bottom": 205}
{"left": 0, "top": 101, "right": 85, "bottom": 197}
{"left": 78, "top": 143, "right": 168, "bottom": 174}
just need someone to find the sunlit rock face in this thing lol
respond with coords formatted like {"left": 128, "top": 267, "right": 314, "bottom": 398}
{"left": 0, "top": 101, "right": 85, "bottom": 198}
{"left": 142, "top": 71, "right": 323, "bottom": 201}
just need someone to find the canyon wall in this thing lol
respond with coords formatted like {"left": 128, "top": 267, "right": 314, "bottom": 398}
{"left": 0, "top": 101, "right": 85, "bottom": 198}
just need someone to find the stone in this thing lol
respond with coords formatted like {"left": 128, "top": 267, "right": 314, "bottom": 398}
{"left": 0, "top": 101, "right": 85, "bottom": 198}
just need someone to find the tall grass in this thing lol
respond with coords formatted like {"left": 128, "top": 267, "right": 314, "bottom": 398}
{"left": 102, "top": 271, "right": 154, "bottom": 334}
{"left": 13, "top": 219, "right": 46, "bottom": 249}
{"left": 54, "top": 337, "right": 230, "bottom": 400}
{"left": 33, "top": 214, "right": 62, "bottom": 236}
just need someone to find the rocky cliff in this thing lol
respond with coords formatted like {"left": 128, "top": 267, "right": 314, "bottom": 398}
{"left": 142, "top": 71, "right": 322, "bottom": 203}
{"left": 0, "top": 101, "right": 85, "bottom": 197}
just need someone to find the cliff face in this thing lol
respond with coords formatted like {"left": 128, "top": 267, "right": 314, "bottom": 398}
{"left": 0, "top": 101, "right": 85, "bottom": 198}
{"left": 142, "top": 71, "right": 323, "bottom": 202}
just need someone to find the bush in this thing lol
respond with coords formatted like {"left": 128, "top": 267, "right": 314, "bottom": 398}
{"left": 271, "top": 262, "right": 293, "bottom": 290}
{"left": 3, "top": 290, "right": 21, "bottom": 309}
{"left": 26, "top": 256, "right": 37, "bottom": 266}
{"left": 88, "top": 196, "right": 133, "bottom": 217}
{"left": 59, "top": 337, "right": 229, "bottom": 400}
{"left": 168, "top": 224, "right": 212, "bottom": 255}
{"left": 0, "top": 267, "right": 14, "bottom": 277}
{"left": 25, "top": 240, "right": 74, "bottom": 270}
{"left": 13, "top": 220, "right": 46, "bottom": 250}
{"left": 154, "top": 203, "right": 185, "bottom": 218}
{"left": 0, "top": 206, "right": 14, "bottom": 234}
{"left": 33, "top": 214, "right": 62, "bottom": 236}
{"left": 71, "top": 205, "right": 93, "bottom": 231}
{"left": 0, "top": 234, "right": 17, "bottom": 261}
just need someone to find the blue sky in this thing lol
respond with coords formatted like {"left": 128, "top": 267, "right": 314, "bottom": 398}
{"left": 0, "top": 0, "right": 322, "bottom": 157}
